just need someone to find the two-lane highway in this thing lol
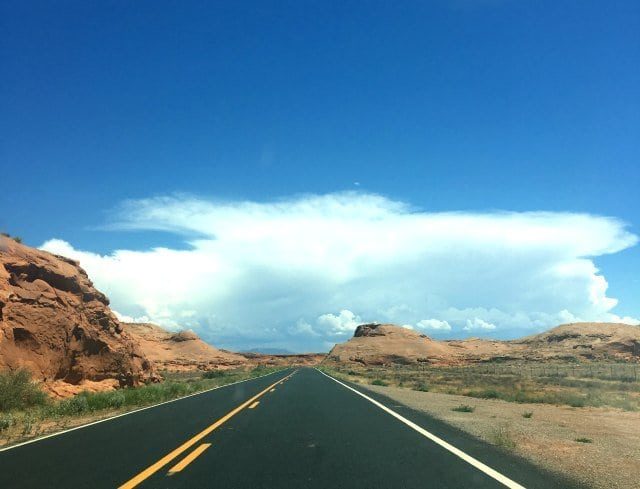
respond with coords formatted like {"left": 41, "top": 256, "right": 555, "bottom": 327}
{"left": 0, "top": 368, "right": 580, "bottom": 488}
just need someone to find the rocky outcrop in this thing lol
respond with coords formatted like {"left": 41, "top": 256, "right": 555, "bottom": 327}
{"left": 328, "top": 322, "right": 640, "bottom": 366}
{"left": 123, "top": 322, "right": 247, "bottom": 372}
{"left": 514, "top": 322, "right": 640, "bottom": 361}
{"left": 328, "top": 323, "right": 458, "bottom": 365}
{"left": 0, "top": 237, "right": 156, "bottom": 394}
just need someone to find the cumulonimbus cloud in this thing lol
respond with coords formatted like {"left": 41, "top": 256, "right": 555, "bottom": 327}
{"left": 41, "top": 192, "right": 638, "bottom": 351}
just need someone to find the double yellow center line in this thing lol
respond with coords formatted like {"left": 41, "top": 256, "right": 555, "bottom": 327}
{"left": 118, "top": 370, "right": 296, "bottom": 489}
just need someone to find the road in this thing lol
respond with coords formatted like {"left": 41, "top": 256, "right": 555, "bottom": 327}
{"left": 0, "top": 368, "right": 580, "bottom": 489}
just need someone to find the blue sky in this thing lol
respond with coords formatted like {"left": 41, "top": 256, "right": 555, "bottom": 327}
{"left": 1, "top": 1, "right": 639, "bottom": 351}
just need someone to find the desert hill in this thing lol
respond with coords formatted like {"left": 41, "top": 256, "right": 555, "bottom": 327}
{"left": 514, "top": 322, "right": 640, "bottom": 360}
{"left": 0, "top": 236, "right": 157, "bottom": 397}
{"left": 327, "top": 322, "right": 640, "bottom": 366}
{"left": 123, "top": 322, "right": 246, "bottom": 371}
{"left": 328, "top": 323, "right": 458, "bottom": 365}
{"left": 124, "top": 322, "right": 326, "bottom": 369}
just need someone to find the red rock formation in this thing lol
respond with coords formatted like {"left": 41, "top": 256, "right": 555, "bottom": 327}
{"left": 124, "top": 322, "right": 326, "bottom": 371}
{"left": 328, "top": 322, "right": 640, "bottom": 366}
{"left": 328, "top": 323, "right": 457, "bottom": 365}
{"left": 123, "top": 322, "right": 247, "bottom": 372}
{"left": 0, "top": 237, "right": 156, "bottom": 394}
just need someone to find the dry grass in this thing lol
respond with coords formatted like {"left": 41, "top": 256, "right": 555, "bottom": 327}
{"left": 322, "top": 362, "right": 640, "bottom": 411}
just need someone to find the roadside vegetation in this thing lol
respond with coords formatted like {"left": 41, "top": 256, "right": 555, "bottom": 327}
{"left": 320, "top": 361, "right": 640, "bottom": 411}
{"left": 0, "top": 365, "right": 282, "bottom": 447}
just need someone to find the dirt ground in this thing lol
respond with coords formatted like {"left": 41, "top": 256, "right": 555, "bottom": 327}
{"left": 362, "top": 383, "right": 640, "bottom": 489}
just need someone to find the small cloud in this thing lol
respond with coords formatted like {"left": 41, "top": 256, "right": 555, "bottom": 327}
{"left": 112, "top": 310, "right": 150, "bottom": 324}
{"left": 464, "top": 318, "right": 497, "bottom": 331}
{"left": 416, "top": 319, "right": 452, "bottom": 331}
{"left": 288, "top": 319, "right": 320, "bottom": 337}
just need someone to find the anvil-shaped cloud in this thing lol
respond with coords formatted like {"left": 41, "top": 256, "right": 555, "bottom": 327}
{"left": 41, "top": 192, "right": 638, "bottom": 352}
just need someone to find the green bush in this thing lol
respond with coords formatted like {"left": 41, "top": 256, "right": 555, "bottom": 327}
{"left": 371, "top": 379, "right": 389, "bottom": 386}
{"left": 413, "top": 382, "right": 429, "bottom": 392}
{"left": 575, "top": 437, "right": 592, "bottom": 443}
{"left": 0, "top": 369, "right": 48, "bottom": 411}
{"left": 54, "top": 395, "right": 89, "bottom": 416}
{"left": 81, "top": 390, "right": 126, "bottom": 411}
{"left": 522, "top": 411, "right": 533, "bottom": 418}
{"left": 0, "top": 413, "right": 13, "bottom": 431}
{"left": 202, "top": 370, "right": 225, "bottom": 379}
{"left": 490, "top": 425, "right": 516, "bottom": 449}
{"left": 452, "top": 404, "right": 475, "bottom": 413}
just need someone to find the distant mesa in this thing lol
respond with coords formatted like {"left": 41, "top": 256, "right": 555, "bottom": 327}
{"left": 242, "top": 347, "right": 295, "bottom": 355}
{"left": 122, "top": 322, "right": 246, "bottom": 372}
{"left": 328, "top": 322, "right": 640, "bottom": 366}
{"left": 328, "top": 323, "right": 457, "bottom": 366}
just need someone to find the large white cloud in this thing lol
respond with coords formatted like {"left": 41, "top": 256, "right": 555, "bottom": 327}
{"left": 40, "top": 192, "right": 638, "bottom": 351}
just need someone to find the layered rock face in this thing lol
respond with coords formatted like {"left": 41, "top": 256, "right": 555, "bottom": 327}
{"left": 0, "top": 237, "right": 156, "bottom": 394}
{"left": 328, "top": 322, "right": 640, "bottom": 366}
{"left": 123, "top": 322, "right": 247, "bottom": 371}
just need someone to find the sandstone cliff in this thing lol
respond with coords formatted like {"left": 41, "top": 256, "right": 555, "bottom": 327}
{"left": 0, "top": 237, "right": 156, "bottom": 395}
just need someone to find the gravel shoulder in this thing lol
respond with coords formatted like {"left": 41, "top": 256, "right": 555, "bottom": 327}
{"left": 362, "top": 383, "right": 640, "bottom": 489}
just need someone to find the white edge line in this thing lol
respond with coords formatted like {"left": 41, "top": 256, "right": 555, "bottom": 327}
{"left": 316, "top": 368, "right": 526, "bottom": 489}
{"left": 0, "top": 368, "right": 290, "bottom": 453}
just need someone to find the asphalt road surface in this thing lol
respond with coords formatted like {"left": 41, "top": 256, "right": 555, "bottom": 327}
{"left": 0, "top": 368, "right": 581, "bottom": 489}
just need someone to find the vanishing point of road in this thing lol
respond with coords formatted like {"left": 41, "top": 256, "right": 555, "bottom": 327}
{"left": 0, "top": 368, "right": 580, "bottom": 489}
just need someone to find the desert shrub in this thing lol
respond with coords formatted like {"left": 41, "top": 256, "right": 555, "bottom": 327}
{"left": 522, "top": 411, "right": 533, "bottom": 418}
{"left": 202, "top": 370, "right": 225, "bottom": 379}
{"left": 0, "top": 369, "right": 48, "bottom": 411}
{"left": 54, "top": 395, "right": 89, "bottom": 416}
{"left": 12, "top": 237, "right": 22, "bottom": 244}
{"left": 21, "top": 413, "right": 35, "bottom": 435}
{"left": 566, "top": 396, "right": 586, "bottom": 408}
{"left": 490, "top": 425, "right": 516, "bottom": 449}
{"left": 476, "top": 389, "right": 500, "bottom": 399}
{"left": 575, "top": 437, "right": 592, "bottom": 443}
{"left": 413, "top": 382, "right": 429, "bottom": 392}
{"left": 371, "top": 379, "right": 389, "bottom": 386}
{"left": 81, "top": 390, "right": 126, "bottom": 411}
{"left": 452, "top": 404, "right": 475, "bottom": 413}
{"left": 347, "top": 370, "right": 359, "bottom": 376}
{"left": 0, "top": 413, "right": 13, "bottom": 431}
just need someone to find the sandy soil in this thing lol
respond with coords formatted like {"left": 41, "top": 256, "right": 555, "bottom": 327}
{"left": 362, "top": 383, "right": 640, "bottom": 489}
